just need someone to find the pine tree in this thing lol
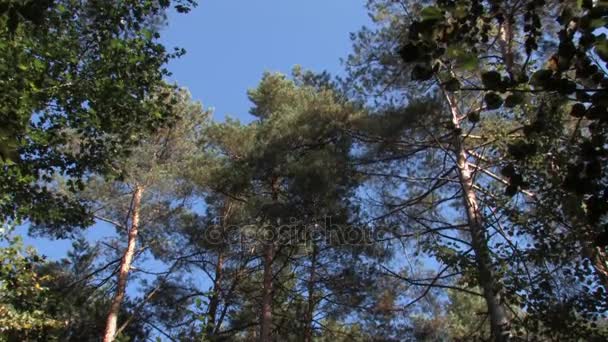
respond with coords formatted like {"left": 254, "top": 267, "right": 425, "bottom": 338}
{"left": 186, "top": 69, "right": 365, "bottom": 341}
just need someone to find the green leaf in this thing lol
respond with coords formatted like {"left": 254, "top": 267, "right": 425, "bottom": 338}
{"left": 399, "top": 43, "right": 421, "bottom": 63}
{"left": 529, "top": 69, "right": 553, "bottom": 88}
{"left": 411, "top": 64, "right": 434, "bottom": 81}
{"left": 484, "top": 92, "right": 503, "bottom": 110}
{"left": 32, "top": 58, "right": 44, "bottom": 71}
{"left": 460, "top": 54, "right": 479, "bottom": 71}
{"left": 453, "top": 4, "right": 468, "bottom": 19}
{"left": 594, "top": 35, "right": 608, "bottom": 62}
{"left": 467, "top": 111, "right": 480, "bottom": 123}
{"left": 578, "top": 0, "right": 593, "bottom": 9}
{"left": 443, "top": 77, "right": 460, "bottom": 91}
{"left": 447, "top": 46, "right": 478, "bottom": 71}
{"left": 421, "top": 6, "right": 443, "bottom": 22}
{"left": 558, "top": 8, "right": 573, "bottom": 25}
{"left": 591, "top": 18, "right": 608, "bottom": 29}
{"left": 481, "top": 71, "right": 503, "bottom": 90}
{"left": 504, "top": 94, "right": 524, "bottom": 108}
{"left": 141, "top": 29, "right": 153, "bottom": 40}
{"left": 0, "top": 137, "right": 20, "bottom": 163}
{"left": 557, "top": 78, "right": 576, "bottom": 95}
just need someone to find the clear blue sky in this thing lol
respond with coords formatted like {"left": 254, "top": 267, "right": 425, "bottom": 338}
{"left": 162, "top": 0, "right": 370, "bottom": 121}
{"left": 21, "top": 0, "right": 371, "bottom": 260}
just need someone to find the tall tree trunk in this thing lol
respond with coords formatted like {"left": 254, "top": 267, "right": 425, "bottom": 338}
{"left": 304, "top": 242, "right": 317, "bottom": 342}
{"left": 445, "top": 93, "right": 511, "bottom": 342}
{"left": 206, "top": 200, "right": 232, "bottom": 339}
{"left": 260, "top": 242, "right": 274, "bottom": 342}
{"left": 498, "top": 15, "right": 514, "bottom": 78}
{"left": 215, "top": 269, "right": 241, "bottom": 334}
{"left": 260, "top": 178, "right": 278, "bottom": 342}
{"left": 103, "top": 185, "right": 144, "bottom": 342}
{"left": 205, "top": 251, "right": 224, "bottom": 339}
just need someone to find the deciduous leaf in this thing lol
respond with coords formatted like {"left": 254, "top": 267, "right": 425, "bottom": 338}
{"left": 484, "top": 92, "right": 503, "bottom": 110}
{"left": 420, "top": 6, "right": 444, "bottom": 22}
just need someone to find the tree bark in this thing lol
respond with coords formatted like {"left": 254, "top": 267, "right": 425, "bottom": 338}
{"left": 205, "top": 251, "right": 224, "bottom": 339}
{"left": 445, "top": 93, "right": 511, "bottom": 342}
{"left": 215, "top": 267, "right": 244, "bottom": 334}
{"left": 498, "top": 16, "right": 514, "bottom": 77}
{"left": 304, "top": 242, "right": 317, "bottom": 342}
{"left": 206, "top": 200, "right": 233, "bottom": 339}
{"left": 103, "top": 185, "right": 144, "bottom": 342}
{"left": 260, "top": 178, "right": 278, "bottom": 342}
{"left": 260, "top": 242, "right": 274, "bottom": 342}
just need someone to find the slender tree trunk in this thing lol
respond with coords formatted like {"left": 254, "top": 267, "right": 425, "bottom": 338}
{"left": 445, "top": 93, "right": 511, "bottom": 342}
{"left": 304, "top": 242, "right": 317, "bottom": 342}
{"left": 260, "top": 178, "right": 278, "bottom": 342}
{"left": 206, "top": 251, "right": 224, "bottom": 339}
{"left": 260, "top": 242, "right": 274, "bottom": 342}
{"left": 206, "top": 200, "right": 232, "bottom": 339}
{"left": 216, "top": 268, "right": 243, "bottom": 334}
{"left": 103, "top": 185, "right": 144, "bottom": 342}
{"left": 499, "top": 17, "right": 514, "bottom": 78}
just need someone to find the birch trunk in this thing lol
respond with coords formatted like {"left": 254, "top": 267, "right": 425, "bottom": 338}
{"left": 102, "top": 185, "right": 144, "bottom": 342}
{"left": 445, "top": 93, "right": 511, "bottom": 342}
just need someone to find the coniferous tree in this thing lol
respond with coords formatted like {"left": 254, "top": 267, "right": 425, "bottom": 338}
{"left": 185, "top": 69, "right": 369, "bottom": 341}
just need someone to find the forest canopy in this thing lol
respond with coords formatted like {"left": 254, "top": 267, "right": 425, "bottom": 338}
{"left": 2, "top": 0, "right": 608, "bottom": 341}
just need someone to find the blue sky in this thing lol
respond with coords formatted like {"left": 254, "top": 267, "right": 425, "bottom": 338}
{"left": 162, "top": 0, "right": 370, "bottom": 121}
{"left": 20, "top": 0, "right": 371, "bottom": 260}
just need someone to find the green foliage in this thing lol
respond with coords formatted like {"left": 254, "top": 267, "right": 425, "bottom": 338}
{"left": 203, "top": 69, "right": 362, "bottom": 213}
{"left": 0, "top": 235, "right": 62, "bottom": 340}
{"left": 0, "top": 0, "right": 197, "bottom": 232}
{"left": 410, "top": 288, "right": 490, "bottom": 341}
{"left": 0, "top": 235, "right": 150, "bottom": 341}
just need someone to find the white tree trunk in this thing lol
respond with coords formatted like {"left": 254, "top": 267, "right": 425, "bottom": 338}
{"left": 103, "top": 185, "right": 144, "bottom": 342}
{"left": 446, "top": 93, "right": 511, "bottom": 342}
